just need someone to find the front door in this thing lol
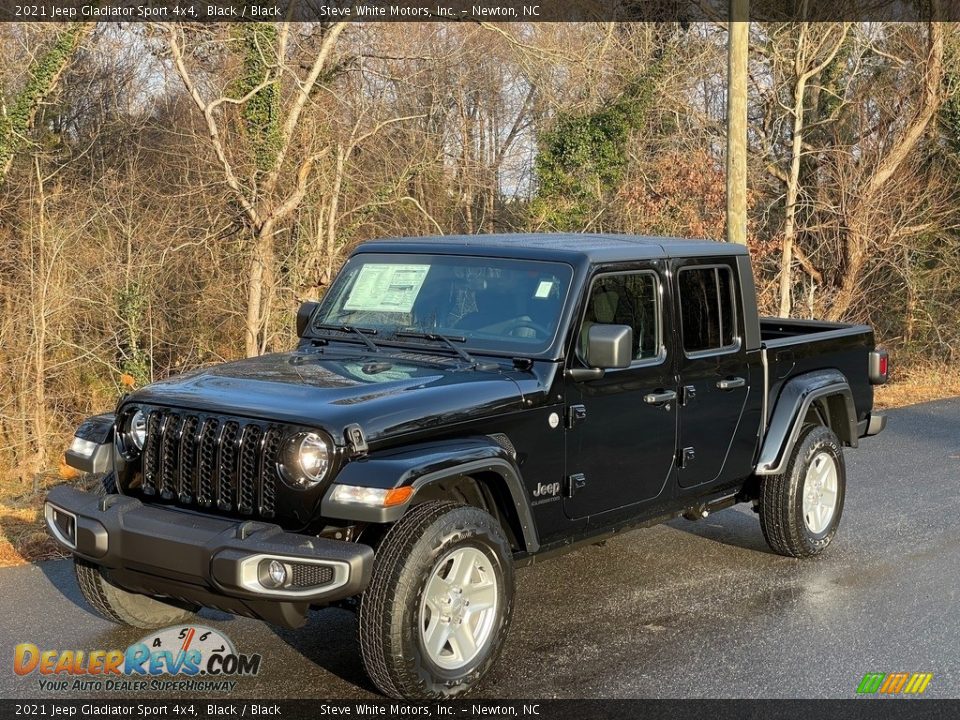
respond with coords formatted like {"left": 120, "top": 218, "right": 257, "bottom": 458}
{"left": 563, "top": 265, "right": 678, "bottom": 519}
{"left": 673, "top": 259, "right": 751, "bottom": 488}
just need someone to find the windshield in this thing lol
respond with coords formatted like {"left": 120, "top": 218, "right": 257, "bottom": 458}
{"left": 312, "top": 253, "right": 574, "bottom": 355}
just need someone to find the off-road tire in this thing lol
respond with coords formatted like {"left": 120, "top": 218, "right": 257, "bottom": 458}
{"left": 74, "top": 558, "right": 198, "bottom": 629}
{"left": 759, "top": 425, "right": 846, "bottom": 558}
{"left": 358, "top": 501, "right": 514, "bottom": 699}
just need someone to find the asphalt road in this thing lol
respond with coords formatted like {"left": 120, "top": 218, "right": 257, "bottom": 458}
{"left": 3, "top": 398, "right": 959, "bottom": 700}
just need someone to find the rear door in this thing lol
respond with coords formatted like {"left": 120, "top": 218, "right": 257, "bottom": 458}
{"left": 674, "top": 259, "right": 751, "bottom": 488}
{"left": 563, "top": 264, "right": 678, "bottom": 519}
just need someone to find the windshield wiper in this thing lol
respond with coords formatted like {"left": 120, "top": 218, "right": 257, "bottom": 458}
{"left": 315, "top": 324, "right": 380, "bottom": 353}
{"left": 394, "top": 330, "right": 476, "bottom": 365}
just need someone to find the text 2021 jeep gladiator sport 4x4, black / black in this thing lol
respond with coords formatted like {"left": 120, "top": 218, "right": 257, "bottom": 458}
{"left": 47, "top": 234, "right": 888, "bottom": 698}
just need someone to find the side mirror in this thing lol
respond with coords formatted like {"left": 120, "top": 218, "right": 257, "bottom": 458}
{"left": 586, "top": 324, "right": 633, "bottom": 370}
{"left": 567, "top": 324, "right": 633, "bottom": 381}
{"left": 296, "top": 301, "right": 320, "bottom": 338}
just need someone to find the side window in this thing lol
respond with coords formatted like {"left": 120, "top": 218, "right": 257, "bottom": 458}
{"left": 678, "top": 265, "right": 737, "bottom": 353}
{"left": 579, "top": 272, "right": 661, "bottom": 363}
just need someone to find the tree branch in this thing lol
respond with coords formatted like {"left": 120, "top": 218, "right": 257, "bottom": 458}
{"left": 166, "top": 25, "right": 262, "bottom": 228}
{"left": 265, "top": 21, "right": 349, "bottom": 193}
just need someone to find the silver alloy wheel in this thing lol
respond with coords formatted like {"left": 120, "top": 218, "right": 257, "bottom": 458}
{"left": 419, "top": 546, "right": 499, "bottom": 671}
{"left": 802, "top": 451, "right": 839, "bottom": 534}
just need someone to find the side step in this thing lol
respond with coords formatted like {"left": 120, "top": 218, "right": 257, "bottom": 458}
{"left": 681, "top": 492, "right": 741, "bottom": 521}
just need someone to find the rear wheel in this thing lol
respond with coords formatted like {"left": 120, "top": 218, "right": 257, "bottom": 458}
{"left": 74, "top": 559, "right": 198, "bottom": 629}
{"left": 759, "top": 425, "right": 846, "bottom": 558}
{"left": 358, "top": 501, "right": 514, "bottom": 699}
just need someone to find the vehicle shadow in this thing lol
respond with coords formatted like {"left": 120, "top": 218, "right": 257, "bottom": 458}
{"left": 267, "top": 606, "right": 378, "bottom": 694}
{"left": 36, "top": 556, "right": 96, "bottom": 615}
{"left": 666, "top": 506, "right": 776, "bottom": 555}
{"left": 36, "top": 556, "right": 236, "bottom": 626}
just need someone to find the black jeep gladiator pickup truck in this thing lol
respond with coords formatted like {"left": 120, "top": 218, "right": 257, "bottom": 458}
{"left": 47, "top": 234, "right": 888, "bottom": 698}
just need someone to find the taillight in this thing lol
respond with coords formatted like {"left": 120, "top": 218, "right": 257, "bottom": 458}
{"left": 869, "top": 349, "right": 889, "bottom": 385}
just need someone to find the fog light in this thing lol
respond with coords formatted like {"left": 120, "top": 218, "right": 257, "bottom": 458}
{"left": 269, "top": 560, "right": 286, "bottom": 585}
{"left": 258, "top": 559, "right": 288, "bottom": 589}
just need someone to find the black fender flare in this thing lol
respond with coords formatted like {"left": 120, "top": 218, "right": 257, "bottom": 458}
{"left": 755, "top": 369, "right": 857, "bottom": 476}
{"left": 320, "top": 436, "right": 539, "bottom": 552}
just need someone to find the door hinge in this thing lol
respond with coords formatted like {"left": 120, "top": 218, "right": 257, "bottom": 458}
{"left": 566, "top": 404, "right": 587, "bottom": 429}
{"left": 565, "top": 473, "right": 587, "bottom": 497}
{"left": 677, "top": 447, "right": 695, "bottom": 469}
{"left": 681, "top": 385, "right": 697, "bottom": 405}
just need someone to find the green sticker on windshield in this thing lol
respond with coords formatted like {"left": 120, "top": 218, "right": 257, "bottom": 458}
{"left": 344, "top": 264, "right": 430, "bottom": 313}
{"left": 534, "top": 280, "right": 554, "bottom": 298}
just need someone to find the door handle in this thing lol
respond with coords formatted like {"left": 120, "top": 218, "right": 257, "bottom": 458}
{"left": 716, "top": 377, "right": 746, "bottom": 390}
{"left": 644, "top": 390, "right": 677, "bottom": 405}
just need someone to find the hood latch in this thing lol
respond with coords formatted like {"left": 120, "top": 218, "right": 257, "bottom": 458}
{"left": 344, "top": 423, "right": 369, "bottom": 458}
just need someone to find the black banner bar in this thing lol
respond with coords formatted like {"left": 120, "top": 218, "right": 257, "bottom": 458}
{"left": 2, "top": 700, "right": 958, "bottom": 720}
{"left": 0, "top": 0, "right": 954, "bottom": 23}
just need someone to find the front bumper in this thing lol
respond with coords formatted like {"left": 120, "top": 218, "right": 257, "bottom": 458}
{"left": 44, "top": 485, "right": 373, "bottom": 628}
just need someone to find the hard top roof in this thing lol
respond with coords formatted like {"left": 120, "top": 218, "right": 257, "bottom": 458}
{"left": 356, "top": 233, "right": 747, "bottom": 264}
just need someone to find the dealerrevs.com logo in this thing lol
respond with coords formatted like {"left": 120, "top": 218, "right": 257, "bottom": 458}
{"left": 14, "top": 625, "right": 261, "bottom": 693}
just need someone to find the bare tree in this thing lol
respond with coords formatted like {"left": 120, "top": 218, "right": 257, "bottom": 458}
{"left": 167, "top": 22, "right": 348, "bottom": 356}
{"left": 767, "top": 21, "right": 850, "bottom": 316}
{"left": 829, "top": 20, "right": 944, "bottom": 320}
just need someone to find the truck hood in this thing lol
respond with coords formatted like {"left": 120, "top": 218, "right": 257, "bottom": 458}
{"left": 126, "top": 348, "right": 531, "bottom": 445}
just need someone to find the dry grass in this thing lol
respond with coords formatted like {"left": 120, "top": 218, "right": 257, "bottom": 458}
{"left": 0, "top": 466, "right": 76, "bottom": 568}
{"left": 0, "top": 499, "right": 65, "bottom": 568}
{"left": 0, "top": 364, "right": 956, "bottom": 569}
{"left": 874, "top": 362, "right": 960, "bottom": 410}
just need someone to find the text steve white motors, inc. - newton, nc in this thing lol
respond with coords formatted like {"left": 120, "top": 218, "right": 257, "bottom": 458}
{"left": 316, "top": 4, "right": 542, "bottom": 18}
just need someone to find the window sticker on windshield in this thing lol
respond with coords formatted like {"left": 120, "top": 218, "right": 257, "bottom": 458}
{"left": 343, "top": 264, "right": 430, "bottom": 313}
{"left": 534, "top": 280, "right": 554, "bottom": 299}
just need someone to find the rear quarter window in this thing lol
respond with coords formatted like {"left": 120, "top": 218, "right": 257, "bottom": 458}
{"left": 678, "top": 265, "right": 738, "bottom": 354}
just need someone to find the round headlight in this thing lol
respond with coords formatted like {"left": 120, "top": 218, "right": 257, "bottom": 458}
{"left": 125, "top": 409, "right": 147, "bottom": 452}
{"left": 130, "top": 410, "right": 147, "bottom": 450}
{"left": 278, "top": 432, "right": 330, "bottom": 489}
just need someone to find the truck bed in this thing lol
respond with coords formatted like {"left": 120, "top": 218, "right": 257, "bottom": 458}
{"left": 759, "top": 316, "right": 876, "bottom": 428}
{"left": 760, "top": 317, "right": 863, "bottom": 345}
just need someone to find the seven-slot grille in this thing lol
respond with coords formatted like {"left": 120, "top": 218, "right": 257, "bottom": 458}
{"left": 139, "top": 409, "right": 283, "bottom": 518}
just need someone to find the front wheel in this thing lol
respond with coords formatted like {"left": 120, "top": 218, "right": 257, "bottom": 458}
{"left": 75, "top": 559, "right": 198, "bottom": 629}
{"left": 759, "top": 425, "right": 846, "bottom": 558}
{"left": 358, "top": 501, "right": 514, "bottom": 699}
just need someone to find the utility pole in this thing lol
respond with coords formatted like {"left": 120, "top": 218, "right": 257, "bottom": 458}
{"left": 726, "top": 0, "right": 749, "bottom": 245}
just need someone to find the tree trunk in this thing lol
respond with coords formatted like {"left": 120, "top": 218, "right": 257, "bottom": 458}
{"left": 325, "top": 148, "right": 346, "bottom": 285}
{"left": 778, "top": 62, "right": 809, "bottom": 317}
{"left": 726, "top": 8, "right": 749, "bottom": 246}
{"left": 828, "top": 228, "right": 866, "bottom": 321}
{"left": 244, "top": 223, "right": 274, "bottom": 358}
{"left": 30, "top": 159, "right": 49, "bottom": 482}
{"left": 904, "top": 246, "right": 916, "bottom": 345}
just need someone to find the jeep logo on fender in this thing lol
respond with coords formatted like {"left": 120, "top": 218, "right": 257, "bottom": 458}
{"left": 533, "top": 482, "right": 560, "bottom": 498}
